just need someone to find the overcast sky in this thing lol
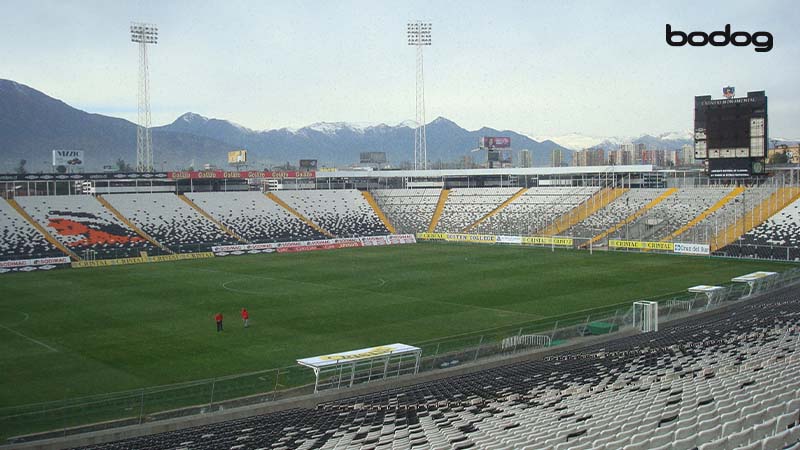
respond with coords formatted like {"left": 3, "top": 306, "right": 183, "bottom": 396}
{"left": 3, "top": 0, "right": 799, "bottom": 138}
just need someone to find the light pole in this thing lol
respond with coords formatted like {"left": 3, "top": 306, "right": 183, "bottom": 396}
{"left": 130, "top": 22, "right": 158, "bottom": 173}
{"left": 407, "top": 21, "right": 431, "bottom": 171}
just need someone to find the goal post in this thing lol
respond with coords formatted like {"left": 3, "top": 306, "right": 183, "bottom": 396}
{"left": 633, "top": 301, "right": 658, "bottom": 333}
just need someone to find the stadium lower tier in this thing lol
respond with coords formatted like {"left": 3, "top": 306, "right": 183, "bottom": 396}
{"left": 75, "top": 285, "right": 800, "bottom": 450}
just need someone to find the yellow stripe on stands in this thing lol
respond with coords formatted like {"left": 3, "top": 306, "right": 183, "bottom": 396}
{"left": 361, "top": 191, "right": 396, "bottom": 233}
{"left": 428, "top": 189, "right": 451, "bottom": 233}
{"left": 96, "top": 195, "right": 173, "bottom": 254}
{"left": 539, "top": 187, "right": 628, "bottom": 236}
{"left": 661, "top": 186, "right": 744, "bottom": 242}
{"left": 710, "top": 186, "right": 800, "bottom": 252}
{"left": 6, "top": 198, "right": 80, "bottom": 260}
{"left": 266, "top": 192, "right": 335, "bottom": 238}
{"left": 178, "top": 195, "right": 248, "bottom": 243}
{"left": 586, "top": 188, "right": 677, "bottom": 247}
{"left": 464, "top": 188, "right": 528, "bottom": 233}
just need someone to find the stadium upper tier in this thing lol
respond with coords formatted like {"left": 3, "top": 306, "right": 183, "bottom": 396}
{"left": 0, "top": 199, "right": 63, "bottom": 261}
{"left": 432, "top": 187, "right": 523, "bottom": 233}
{"left": 14, "top": 195, "right": 158, "bottom": 259}
{"left": 74, "top": 284, "right": 800, "bottom": 450}
{"left": 372, "top": 188, "right": 441, "bottom": 234}
{"left": 101, "top": 193, "right": 240, "bottom": 253}
{"left": 184, "top": 191, "right": 326, "bottom": 243}
{"left": 471, "top": 186, "right": 601, "bottom": 235}
{"left": 271, "top": 189, "right": 390, "bottom": 238}
{"left": 2, "top": 186, "right": 800, "bottom": 262}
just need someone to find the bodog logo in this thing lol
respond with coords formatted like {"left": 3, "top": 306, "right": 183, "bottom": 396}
{"left": 666, "top": 24, "right": 773, "bottom": 52}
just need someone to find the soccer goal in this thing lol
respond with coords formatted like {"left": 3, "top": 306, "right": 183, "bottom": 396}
{"left": 633, "top": 301, "right": 658, "bottom": 333}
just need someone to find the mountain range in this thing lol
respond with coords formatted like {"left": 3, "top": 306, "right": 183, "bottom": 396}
{"left": 3, "top": 79, "right": 794, "bottom": 173}
{"left": 0, "top": 79, "right": 571, "bottom": 172}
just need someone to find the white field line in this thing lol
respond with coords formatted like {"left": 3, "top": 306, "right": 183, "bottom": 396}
{"left": 0, "top": 324, "right": 58, "bottom": 352}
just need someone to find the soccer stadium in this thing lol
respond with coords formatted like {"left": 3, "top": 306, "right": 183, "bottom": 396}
{"left": 2, "top": 161, "right": 800, "bottom": 450}
{"left": 3, "top": 3, "right": 800, "bottom": 450}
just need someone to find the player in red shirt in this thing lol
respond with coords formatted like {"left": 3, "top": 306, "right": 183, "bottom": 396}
{"left": 241, "top": 308, "right": 249, "bottom": 328}
{"left": 215, "top": 313, "right": 223, "bottom": 332}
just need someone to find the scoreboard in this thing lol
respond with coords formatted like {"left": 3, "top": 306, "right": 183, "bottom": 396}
{"left": 694, "top": 90, "right": 767, "bottom": 178}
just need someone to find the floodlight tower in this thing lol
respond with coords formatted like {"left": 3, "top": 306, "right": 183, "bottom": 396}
{"left": 130, "top": 22, "right": 158, "bottom": 172}
{"left": 407, "top": 21, "right": 431, "bottom": 170}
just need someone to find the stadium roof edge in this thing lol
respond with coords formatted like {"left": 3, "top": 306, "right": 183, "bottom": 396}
{"left": 316, "top": 165, "right": 655, "bottom": 179}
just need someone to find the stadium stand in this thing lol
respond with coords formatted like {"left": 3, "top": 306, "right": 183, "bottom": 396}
{"left": 73, "top": 284, "right": 800, "bottom": 450}
{"left": 0, "top": 200, "right": 64, "bottom": 261}
{"left": 371, "top": 189, "right": 441, "bottom": 234}
{"left": 272, "top": 190, "right": 390, "bottom": 238}
{"left": 566, "top": 188, "right": 668, "bottom": 240}
{"left": 609, "top": 186, "right": 733, "bottom": 242}
{"left": 720, "top": 196, "right": 800, "bottom": 261}
{"left": 471, "top": 186, "right": 600, "bottom": 236}
{"left": 669, "top": 186, "right": 775, "bottom": 245}
{"left": 102, "top": 193, "right": 239, "bottom": 253}
{"left": 433, "top": 187, "right": 522, "bottom": 233}
{"left": 14, "top": 195, "right": 158, "bottom": 259}
{"left": 184, "top": 192, "right": 326, "bottom": 243}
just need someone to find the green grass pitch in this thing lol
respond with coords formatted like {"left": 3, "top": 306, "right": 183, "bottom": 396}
{"left": 0, "top": 242, "right": 792, "bottom": 410}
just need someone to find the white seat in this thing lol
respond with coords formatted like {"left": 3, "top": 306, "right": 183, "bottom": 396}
{"left": 727, "top": 428, "right": 753, "bottom": 449}
{"left": 698, "top": 437, "right": 728, "bottom": 450}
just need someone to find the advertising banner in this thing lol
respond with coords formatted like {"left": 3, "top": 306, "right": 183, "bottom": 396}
{"left": 227, "top": 150, "right": 248, "bottom": 164}
{"left": 496, "top": 235, "right": 522, "bottom": 244}
{"left": 388, "top": 234, "right": 417, "bottom": 244}
{"left": 0, "top": 256, "right": 72, "bottom": 274}
{"left": 167, "top": 170, "right": 315, "bottom": 180}
{"left": 299, "top": 159, "right": 318, "bottom": 170}
{"left": 521, "top": 236, "right": 574, "bottom": 246}
{"left": 415, "top": 233, "right": 573, "bottom": 247}
{"left": 674, "top": 243, "right": 711, "bottom": 255}
{"left": 415, "top": 233, "right": 447, "bottom": 240}
{"left": 446, "top": 233, "right": 497, "bottom": 243}
{"left": 361, "top": 236, "right": 390, "bottom": 246}
{"left": 71, "top": 252, "right": 214, "bottom": 268}
{"left": 52, "top": 150, "right": 84, "bottom": 167}
{"left": 609, "top": 239, "right": 675, "bottom": 251}
{"left": 213, "top": 235, "right": 416, "bottom": 256}
{"left": 479, "top": 136, "right": 511, "bottom": 149}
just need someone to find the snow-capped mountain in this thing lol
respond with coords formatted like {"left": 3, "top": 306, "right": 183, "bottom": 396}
{"left": 0, "top": 79, "right": 572, "bottom": 171}
{"left": 532, "top": 131, "right": 693, "bottom": 150}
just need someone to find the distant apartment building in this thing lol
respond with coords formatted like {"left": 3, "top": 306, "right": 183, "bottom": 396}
{"left": 518, "top": 149, "right": 532, "bottom": 168}
{"left": 573, "top": 148, "right": 606, "bottom": 167}
{"left": 608, "top": 148, "right": 631, "bottom": 165}
{"left": 635, "top": 143, "right": 646, "bottom": 164}
{"left": 680, "top": 144, "right": 695, "bottom": 166}
{"left": 551, "top": 148, "right": 566, "bottom": 167}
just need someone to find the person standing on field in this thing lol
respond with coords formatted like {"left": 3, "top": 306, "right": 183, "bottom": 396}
{"left": 241, "top": 308, "right": 249, "bottom": 328}
{"left": 215, "top": 312, "right": 224, "bottom": 332}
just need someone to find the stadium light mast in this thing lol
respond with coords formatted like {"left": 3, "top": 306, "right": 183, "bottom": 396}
{"left": 407, "top": 21, "right": 431, "bottom": 170}
{"left": 130, "top": 22, "right": 158, "bottom": 173}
